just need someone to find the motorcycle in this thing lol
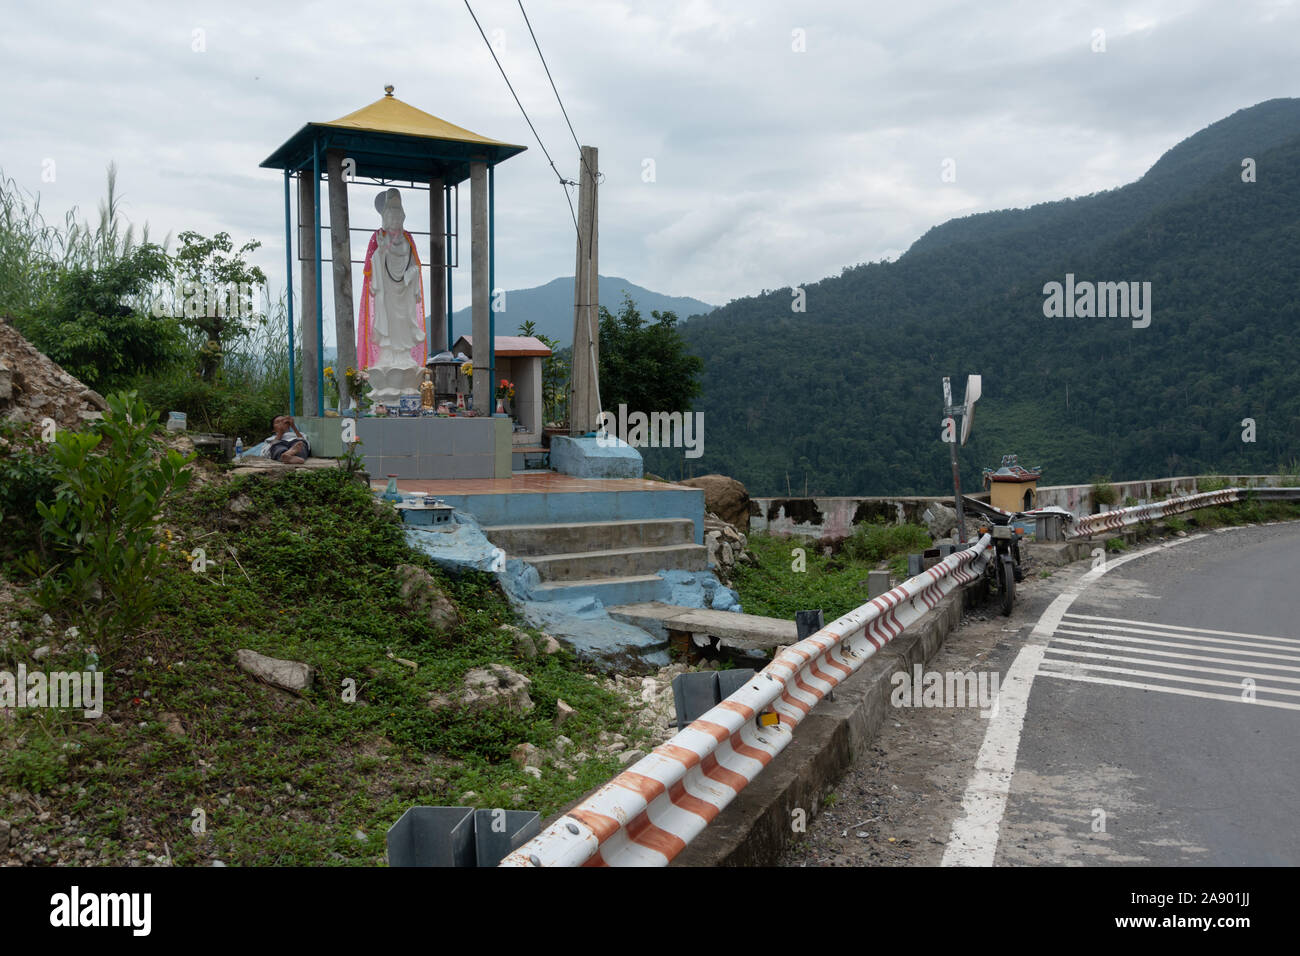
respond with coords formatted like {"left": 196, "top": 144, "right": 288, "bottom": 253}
{"left": 960, "top": 497, "right": 1026, "bottom": 616}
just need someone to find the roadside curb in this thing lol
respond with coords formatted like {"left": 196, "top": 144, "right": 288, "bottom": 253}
{"left": 670, "top": 581, "right": 983, "bottom": 867}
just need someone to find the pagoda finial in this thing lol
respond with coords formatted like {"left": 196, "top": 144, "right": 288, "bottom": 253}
{"left": 384, "top": 84, "right": 395, "bottom": 97}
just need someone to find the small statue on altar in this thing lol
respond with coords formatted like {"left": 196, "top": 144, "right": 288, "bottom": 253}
{"left": 419, "top": 367, "right": 435, "bottom": 410}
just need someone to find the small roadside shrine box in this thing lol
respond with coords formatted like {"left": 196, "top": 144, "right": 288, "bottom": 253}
{"left": 982, "top": 454, "right": 1042, "bottom": 512}
{"left": 453, "top": 334, "right": 551, "bottom": 445}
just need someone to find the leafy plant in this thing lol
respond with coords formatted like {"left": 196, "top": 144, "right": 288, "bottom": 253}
{"left": 598, "top": 293, "right": 703, "bottom": 417}
{"left": 169, "top": 231, "right": 267, "bottom": 382}
{"left": 32, "top": 390, "right": 193, "bottom": 650}
{"left": 1091, "top": 477, "right": 1119, "bottom": 509}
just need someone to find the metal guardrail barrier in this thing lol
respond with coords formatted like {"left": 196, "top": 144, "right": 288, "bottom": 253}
{"left": 1063, "top": 486, "right": 1300, "bottom": 538}
{"left": 499, "top": 536, "right": 993, "bottom": 867}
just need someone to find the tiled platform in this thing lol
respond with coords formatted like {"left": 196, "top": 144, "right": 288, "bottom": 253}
{"left": 374, "top": 471, "right": 706, "bottom": 544}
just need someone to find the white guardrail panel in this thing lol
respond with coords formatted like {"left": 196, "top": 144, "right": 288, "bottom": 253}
{"left": 500, "top": 535, "right": 993, "bottom": 867}
{"left": 1065, "top": 488, "right": 1241, "bottom": 537}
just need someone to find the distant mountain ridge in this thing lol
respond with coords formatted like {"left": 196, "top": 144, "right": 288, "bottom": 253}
{"left": 653, "top": 98, "right": 1300, "bottom": 494}
{"left": 452, "top": 275, "right": 714, "bottom": 345}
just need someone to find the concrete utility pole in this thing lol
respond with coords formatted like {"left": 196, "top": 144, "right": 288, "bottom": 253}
{"left": 325, "top": 150, "right": 355, "bottom": 408}
{"left": 570, "top": 145, "right": 600, "bottom": 434}
{"left": 470, "top": 161, "right": 490, "bottom": 413}
{"left": 297, "top": 173, "right": 319, "bottom": 416}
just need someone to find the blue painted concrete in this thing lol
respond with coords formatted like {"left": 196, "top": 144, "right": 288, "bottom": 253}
{"left": 440, "top": 487, "right": 706, "bottom": 545}
{"left": 549, "top": 435, "right": 643, "bottom": 478}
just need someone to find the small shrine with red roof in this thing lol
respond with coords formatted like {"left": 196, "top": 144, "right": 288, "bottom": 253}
{"left": 982, "top": 454, "right": 1042, "bottom": 512}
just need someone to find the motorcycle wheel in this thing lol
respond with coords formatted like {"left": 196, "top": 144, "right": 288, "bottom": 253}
{"left": 999, "top": 554, "right": 1016, "bottom": 615}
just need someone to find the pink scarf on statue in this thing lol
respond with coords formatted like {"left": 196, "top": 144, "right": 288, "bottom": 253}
{"left": 357, "top": 230, "right": 426, "bottom": 369}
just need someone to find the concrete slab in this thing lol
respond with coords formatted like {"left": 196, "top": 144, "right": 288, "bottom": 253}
{"left": 607, "top": 602, "right": 797, "bottom": 650}
{"left": 550, "top": 435, "right": 643, "bottom": 479}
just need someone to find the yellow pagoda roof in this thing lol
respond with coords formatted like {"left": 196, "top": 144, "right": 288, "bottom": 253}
{"left": 320, "top": 92, "right": 524, "bottom": 150}
{"left": 260, "top": 87, "right": 526, "bottom": 184}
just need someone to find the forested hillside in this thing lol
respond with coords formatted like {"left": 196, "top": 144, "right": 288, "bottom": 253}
{"left": 662, "top": 98, "right": 1300, "bottom": 495}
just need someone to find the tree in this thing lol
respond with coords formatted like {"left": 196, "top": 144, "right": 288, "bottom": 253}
{"left": 20, "top": 244, "right": 178, "bottom": 390}
{"left": 519, "top": 320, "right": 569, "bottom": 424}
{"left": 598, "top": 293, "right": 703, "bottom": 414}
{"left": 170, "top": 231, "right": 267, "bottom": 381}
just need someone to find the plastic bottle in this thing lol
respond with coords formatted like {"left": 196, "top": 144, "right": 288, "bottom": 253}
{"left": 234, "top": 437, "right": 244, "bottom": 460}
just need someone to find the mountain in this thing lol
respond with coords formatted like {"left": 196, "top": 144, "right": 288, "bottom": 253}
{"left": 451, "top": 275, "right": 714, "bottom": 345}
{"left": 643, "top": 98, "right": 1300, "bottom": 495}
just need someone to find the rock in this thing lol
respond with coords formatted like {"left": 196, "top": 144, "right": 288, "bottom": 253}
{"left": 681, "top": 475, "right": 751, "bottom": 532}
{"left": 460, "top": 664, "right": 533, "bottom": 715}
{"left": 31, "top": 645, "right": 50, "bottom": 661}
{"left": 617, "top": 749, "right": 644, "bottom": 766}
{"left": 554, "top": 735, "right": 572, "bottom": 753}
{"left": 228, "top": 495, "right": 254, "bottom": 515}
{"left": 426, "top": 690, "right": 455, "bottom": 711}
{"left": 459, "top": 791, "right": 478, "bottom": 804}
{"left": 0, "top": 819, "right": 10, "bottom": 853}
{"left": 511, "top": 742, "right": 542, "bottom": 769}
{"left": 554, "top": 698, "right": 575, "bottom": 728}
{"left": 522, "top": 766, "right": 542, "bottom": 779}
{"left": 159, "top": 712, "right": 186, "bottom": 738}
{"left": 501, "top": 625, "right": 536, "bottom": 659}
{"left": 922, "top": 503, "right": 959, "bottom": 540}
{"left": 539, "top": 634, "right": 562, "bottom": 655}
{"left": 711, "top": 586, "right": 740, "bottom": 611}
{"left": 396, "top": 564, "right": 460, "bottom": 633}
{"left": 236, "top": 649, "right": 313, "bottom": 693}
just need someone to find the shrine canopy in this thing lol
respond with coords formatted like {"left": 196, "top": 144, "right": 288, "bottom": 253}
{"left": 259, "top": 89, "right": 526, "bottom": 183}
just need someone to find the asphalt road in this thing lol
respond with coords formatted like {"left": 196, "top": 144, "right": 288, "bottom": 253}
{"left": 991, "top": 522, "right": 1300, "bottom": 865}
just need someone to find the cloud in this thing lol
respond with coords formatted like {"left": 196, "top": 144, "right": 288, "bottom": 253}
{"left": 1, "top": 0, "right": 1296, "bottom": 324}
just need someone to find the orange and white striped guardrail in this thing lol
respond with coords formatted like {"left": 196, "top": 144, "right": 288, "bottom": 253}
{"left": 499, "top": 536, "right": 993, "bottom": 867}
{"left": 1065, "top": 487, "right": 1241, "bottom": 537}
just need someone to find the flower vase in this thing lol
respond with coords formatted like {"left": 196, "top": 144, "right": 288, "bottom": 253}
{"left": 495, "top": 397, "right": 506, "bottom": 415}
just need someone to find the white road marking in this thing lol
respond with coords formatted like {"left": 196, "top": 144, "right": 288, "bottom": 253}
{"left": 1037, "top": 659, "right": 1300, "bottom": 698}
{"left": 1050, "top": 628, "right": 1300, "bottom": 664}
{"left": 1035, "top": 670, "right": 1300, "bottom": 711}
{"left": 1043, "top": 646, "right": 1300, "bottom": 685}
{"left": 941, "top": 532, "right": 1208, "bottom": 867}
{"left": 1057, "top": 620, "right": 1300, "bottom": 652}
{"left": 1047, "top": 637, "right": 1300, "bottom": 674}
{"left": 1061, "top": 613, "right": 1300, "bottom": 646}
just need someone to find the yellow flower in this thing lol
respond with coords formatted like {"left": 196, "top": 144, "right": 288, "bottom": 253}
{"left": 324, "top": 366, "right": 334, "bottom": 377}
{"left": 164, "top": 529, "right": 173, "bottom": 540}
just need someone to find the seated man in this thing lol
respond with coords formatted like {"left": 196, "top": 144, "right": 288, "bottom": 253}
{"left": 263, "top": 415, "right": 311, "bottom": 464}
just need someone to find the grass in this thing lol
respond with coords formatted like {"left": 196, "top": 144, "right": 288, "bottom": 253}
{"left": 0, "top": 466, "right": 641, "bottom": 866}
{"left": 732, "top": 523, "right": 931, "bottom": 622}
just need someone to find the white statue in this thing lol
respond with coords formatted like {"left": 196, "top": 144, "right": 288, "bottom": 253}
{"left": 357, "top": 188, "right": 426, "bottom": 400}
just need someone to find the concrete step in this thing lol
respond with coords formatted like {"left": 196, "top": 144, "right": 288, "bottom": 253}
{"left": 532, "top": 574, "right": 668, "bottom": 606}
{"left": 483, "top": 518, "right": 695, "bottom": 556}
{"left": 527, "top": 543, "right": 707, "bottom": 582}
{"left": 511, "top": 446, "right": 549, "bottom": 470}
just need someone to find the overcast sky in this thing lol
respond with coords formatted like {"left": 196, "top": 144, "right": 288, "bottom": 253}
{"left": 3, "top": 0, "right": 1297, "bottom": 332}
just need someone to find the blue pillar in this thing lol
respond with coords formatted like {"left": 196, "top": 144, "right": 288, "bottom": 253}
{"left": 312, "top": 142, "right": 324, "bottom": 416}
{"left": 284, "top": 169, "right": 296, "bottom": 416}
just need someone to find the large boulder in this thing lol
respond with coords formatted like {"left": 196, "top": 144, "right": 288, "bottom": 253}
{"left": 395, "top": 564, "right": 460, "bottom": 634}
{"left": 680, "top": 474, "right": 751, "bottom": 532}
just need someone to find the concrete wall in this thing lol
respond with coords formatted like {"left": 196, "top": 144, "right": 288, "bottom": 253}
{"left": 751, "top": 494, "right": 990, "bottom": 539}
{"left": 299, "top": 415, "right": 510, "bottom": 479}
{"left": 751, "top": 475, "right": 1288, "bottom": 537}
{"left": 1034, "top": 474, "right": 1286, "bottom": 517}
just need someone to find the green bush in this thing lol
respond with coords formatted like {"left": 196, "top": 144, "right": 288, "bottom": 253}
{"left": 1091, "top": 477, "right": 1119, "bottom": 508}
{"left": 841, "top": 520, "right": 931, "bottom": 563}
{"left": 0, "top": 421, "right": 58, "bottom": 562}
{"left": 33, "top": 391, "right": 193, "bottom": 650}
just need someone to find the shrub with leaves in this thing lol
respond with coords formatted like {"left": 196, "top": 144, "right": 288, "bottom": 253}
{"left": 33, "top": 390, "right": 193, "bottom": 649}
